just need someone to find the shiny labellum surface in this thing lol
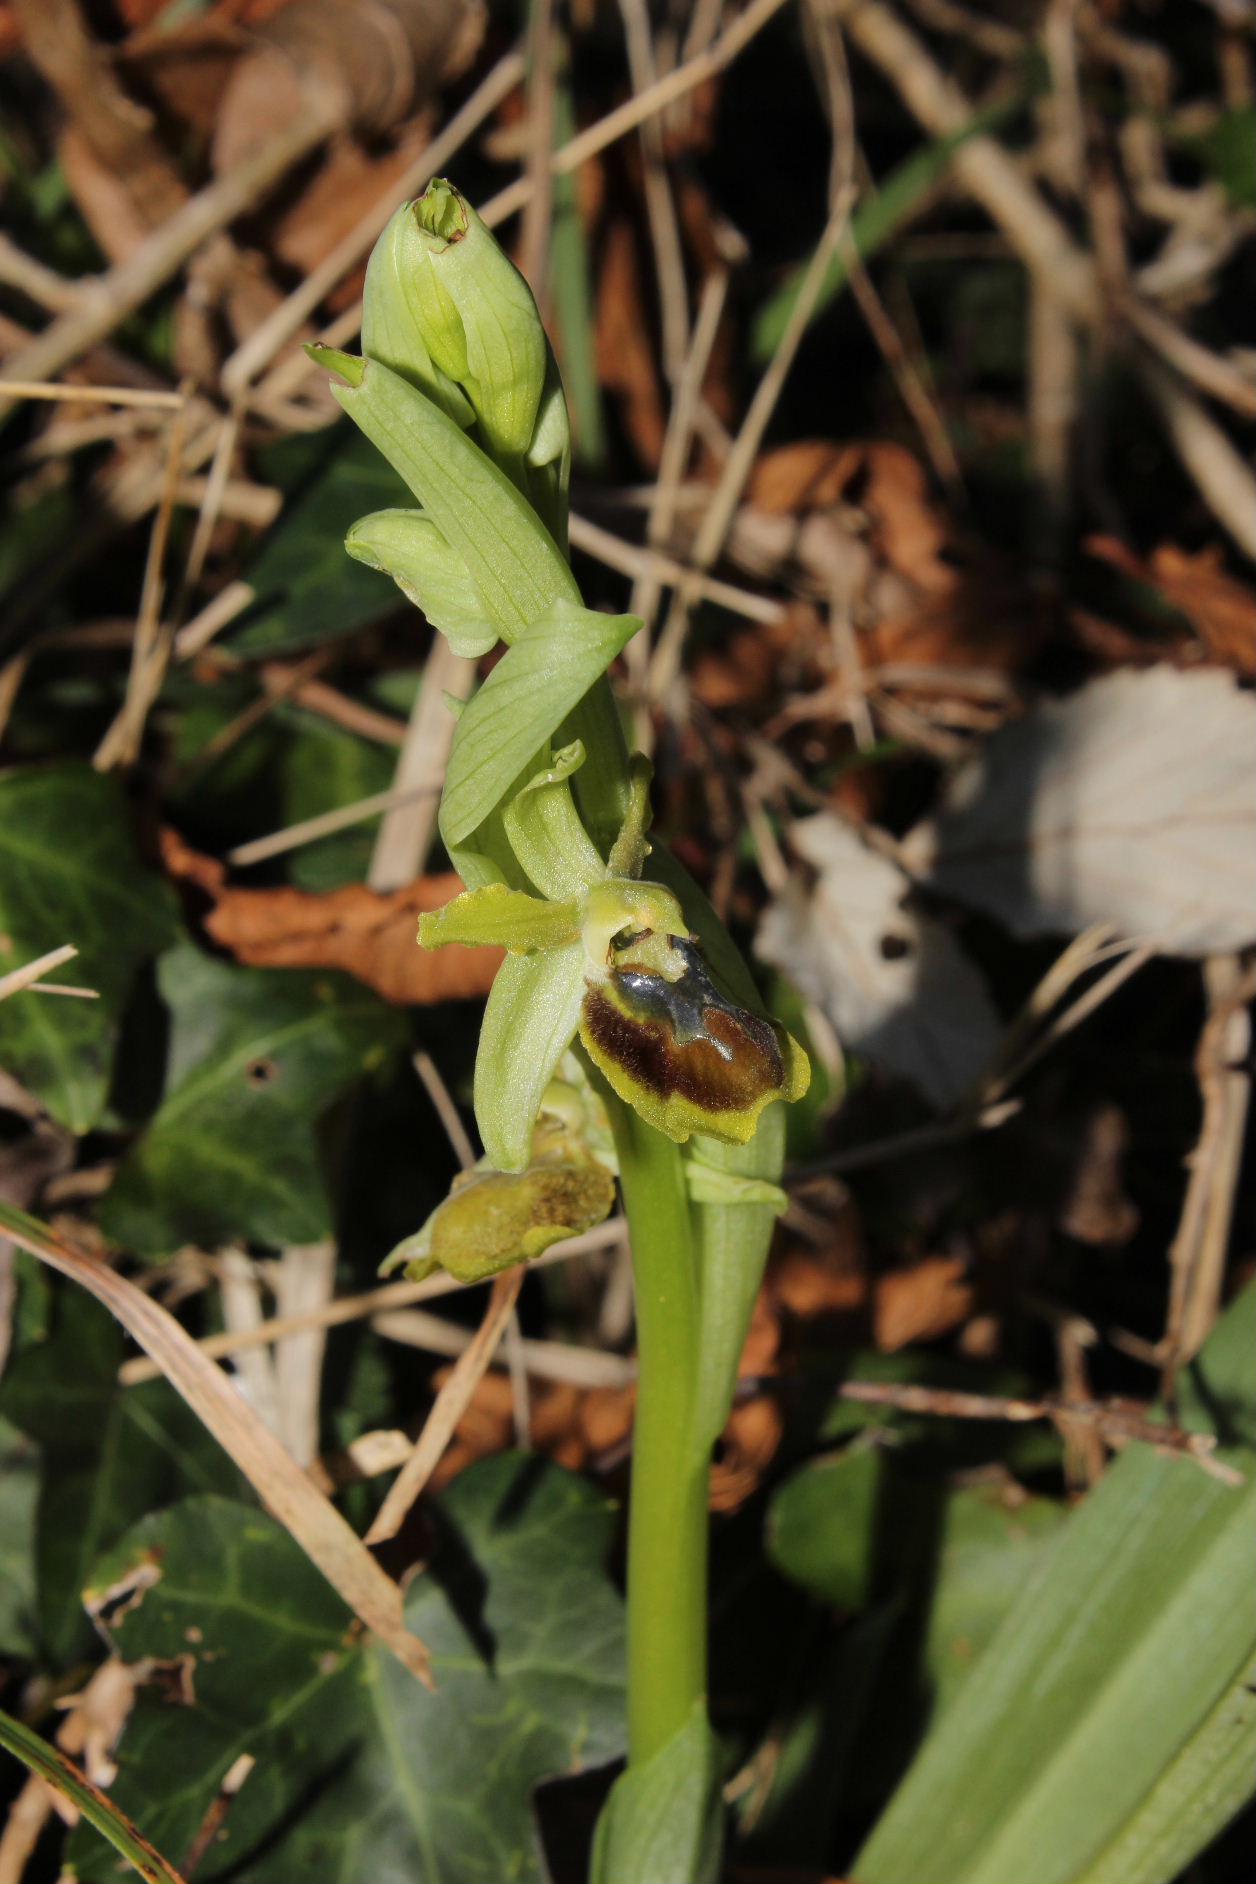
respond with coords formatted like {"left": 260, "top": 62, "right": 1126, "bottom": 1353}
{"left": 580, "top": 937, "right": 809, "bottom": 1145}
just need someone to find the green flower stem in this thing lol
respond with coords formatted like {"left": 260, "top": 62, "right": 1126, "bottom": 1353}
{"left": 607, "top": 1095, "right": 709, "bottom": 1767}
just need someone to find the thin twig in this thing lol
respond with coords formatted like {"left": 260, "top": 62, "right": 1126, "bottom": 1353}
{"left": 0, "top": 380, "right": 185, "bottom": 408}
{"left": 365, "top": 1268, "right": 526, "bottom": 1544}
{"left": 828, "top": 1378, "right": 1243, "bottom": 1485}
{"left": 0, "top": 944, "right": 83, "bottom": 1003}
{"left": 368, "top": 639, "right": 473, "bottom": 891}
{"left": 117, "top": 1220, "right": 629, "bottom": 1385}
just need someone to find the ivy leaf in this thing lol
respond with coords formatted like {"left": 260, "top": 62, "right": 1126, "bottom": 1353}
{"left": 0, "top": 763, "right": 177, "bottom": 1132}
{"left": 440, "top": 602, "right": 641, "bottom": 849}
{"left": 101, "top": 943, "right": 404, "bottom": 1258}
{"left": 0, "top": 1288, "right": 243, "bottom": 1668}
{"left": 229, "top": 427, "right": 412, "bottom": 657}
{"left": 69, "top": 1455, "right": 626, "bottom": 1883}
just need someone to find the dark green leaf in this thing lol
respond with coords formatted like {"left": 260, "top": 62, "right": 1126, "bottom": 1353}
{"left": 0, "top": 1286, "right": 244, "bottom": 1666}
{"left": 229, "top": 427, "right": 412, "bottom": 657}
{"left": 0, "top": 1703, "right": 188, "bottom": 1884}
{"left": 0, "top": 1413, "right": 39, "bottom": 1657}
{"left": 71, "top": 1455, "right": 626, "bottom": 1883}
{"left": 0, "top": 762, "right": 177, "bottom": 1131}
{"left": 101, "top": 942, "right": 404, "bottom": 1258}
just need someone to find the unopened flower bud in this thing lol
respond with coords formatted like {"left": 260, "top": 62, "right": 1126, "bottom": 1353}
{"left": 364, "top": 180, "right": 551, "bottom": 487}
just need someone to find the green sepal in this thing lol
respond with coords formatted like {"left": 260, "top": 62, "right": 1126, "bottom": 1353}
{"left": 474, "top": 944, "right": 587, "bottom": 1171}
{"left": 346, "top": 508, "right": 498, "bottom": 658}
{"left": 502, "top": 742, "right": 608, "bottom": 900}
{"left": 440, "top": 601, "right": 642, "bottom": 849}
{"left": 385, "top": 1159, "right": 616, "bottom": 1285}
{"left": 330, "top": 357, "right": 578, "bottom": 642}
{"left": 419, "top": 884, "right": 580, "bottom": 953}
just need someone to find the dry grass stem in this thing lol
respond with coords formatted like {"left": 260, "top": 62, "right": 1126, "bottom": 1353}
{"left": 372, "top": 1304, "right": 637, "bottom": 1389}
{"left": 226, "top": 778, "right": 445, "bottom": 869}
{"left": 0, "top": 380, "right": 185, "bottom": 408}
{"left": 1, "top": 1207, "right": 432, "bottom": 1684}
{"left": 117, "top": 1220, "right": 630, "bottom": 1386}
{"left": 0, "top": 944, "right": 81, "bottom": 1004}
{"left": 365, "top": 1267, "right": 526, "bottom": 1545}
{"left": 368, "top": 638, "right": 473, "bottom": 891}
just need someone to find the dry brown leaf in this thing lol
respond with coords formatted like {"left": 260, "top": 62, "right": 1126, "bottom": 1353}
{"left": 873, "top": 1255, "right": 973, "bottom": 1352}
{"left": 162, "top": 831, "right": 502, "bottom": 1004}
{"left": 1085, "top": 535, "right": 1256, "bottom": 677}
{"left": 747, "top": 440, "right": 953, "bottom": 593}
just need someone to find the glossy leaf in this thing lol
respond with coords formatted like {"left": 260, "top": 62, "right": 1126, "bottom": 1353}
{"left": 439, "top": 601, "right": 641, "bottom": 849}
{"left": 71, "top": 1456, "right": 626, "bottom": 1884}
{"left": 855, "top": 1283, "right": 1256, "bottom": 1884}
{"left": 0, "top": 1286, "right": 243, "bottom": 1667}
{"left": 231, "top": 427, "right": 413, "bottom": 656}
{"left": 0, "top": 762, "right": 177, "bottom": 1131}
{"left": 101, "top": 943, "right": 403, "bottom": 1258}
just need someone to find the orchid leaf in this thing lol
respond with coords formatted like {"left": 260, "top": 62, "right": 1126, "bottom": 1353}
{"left": 332, "top": 357, "right": 577, "bottom": 639}
{"left": 440, "top": 601, "right": 641, "bottom": 848}
{"left": 345, "top": 508, "right": 498, "bottom": 657}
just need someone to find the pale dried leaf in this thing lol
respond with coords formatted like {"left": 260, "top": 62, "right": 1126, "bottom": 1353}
{"left": 757, "top": 815, "right": 1001, "bottom": 1110}
{"left": 903, "top": 667, "right": 1256, "bottom": 955}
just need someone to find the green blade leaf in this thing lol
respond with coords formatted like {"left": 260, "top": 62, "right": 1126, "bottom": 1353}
{"left": 101, "top": 943, "right": 404, "bottom": 1258}
{"left": 69, "top": 1459, "right": 626, "bottom": 1884}
{"left": 345, "top": 506, "right": 498, "bottom": 657}
{"left": 0, "top": 762, "right": 177, "bottom": 1131}
{"left": 592, "top": 1700, "right": 723, "bottom": 1884}
{"left": 0, "top": 1703, "right": 188, "bottom": 1884}
{"left": 440, "top": 601, "right": 641, "bottom": 848}
{"left": 332, "top": 356, "right": 579, "bottom": 640}
{"left": 854, "top": 1283, "right": 1256, "bottom": 1884}
{"left": 474, "top": 943, "right": 587, "bottom": 1172}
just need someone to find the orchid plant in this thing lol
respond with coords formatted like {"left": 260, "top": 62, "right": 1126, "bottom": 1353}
{"left": 312, "top": 178, "right": 809, "bottom": 1882}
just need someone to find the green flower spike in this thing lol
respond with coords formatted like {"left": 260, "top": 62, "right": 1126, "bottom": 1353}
{"left": 421, "top": 820, "right": 809, "bottom": 1167}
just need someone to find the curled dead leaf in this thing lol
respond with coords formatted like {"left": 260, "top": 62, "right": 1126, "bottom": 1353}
{"left": 162, "top": 831, "right": 501, "bottom": 1004}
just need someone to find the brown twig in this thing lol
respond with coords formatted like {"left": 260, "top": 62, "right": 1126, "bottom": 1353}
{"left": 365, "top": 1267, "right": 526, "bottom": 1544}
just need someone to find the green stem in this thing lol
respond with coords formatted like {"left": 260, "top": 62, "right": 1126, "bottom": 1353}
{"left": 609, "top": 1097, "right": 709, "bottom": 1767}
